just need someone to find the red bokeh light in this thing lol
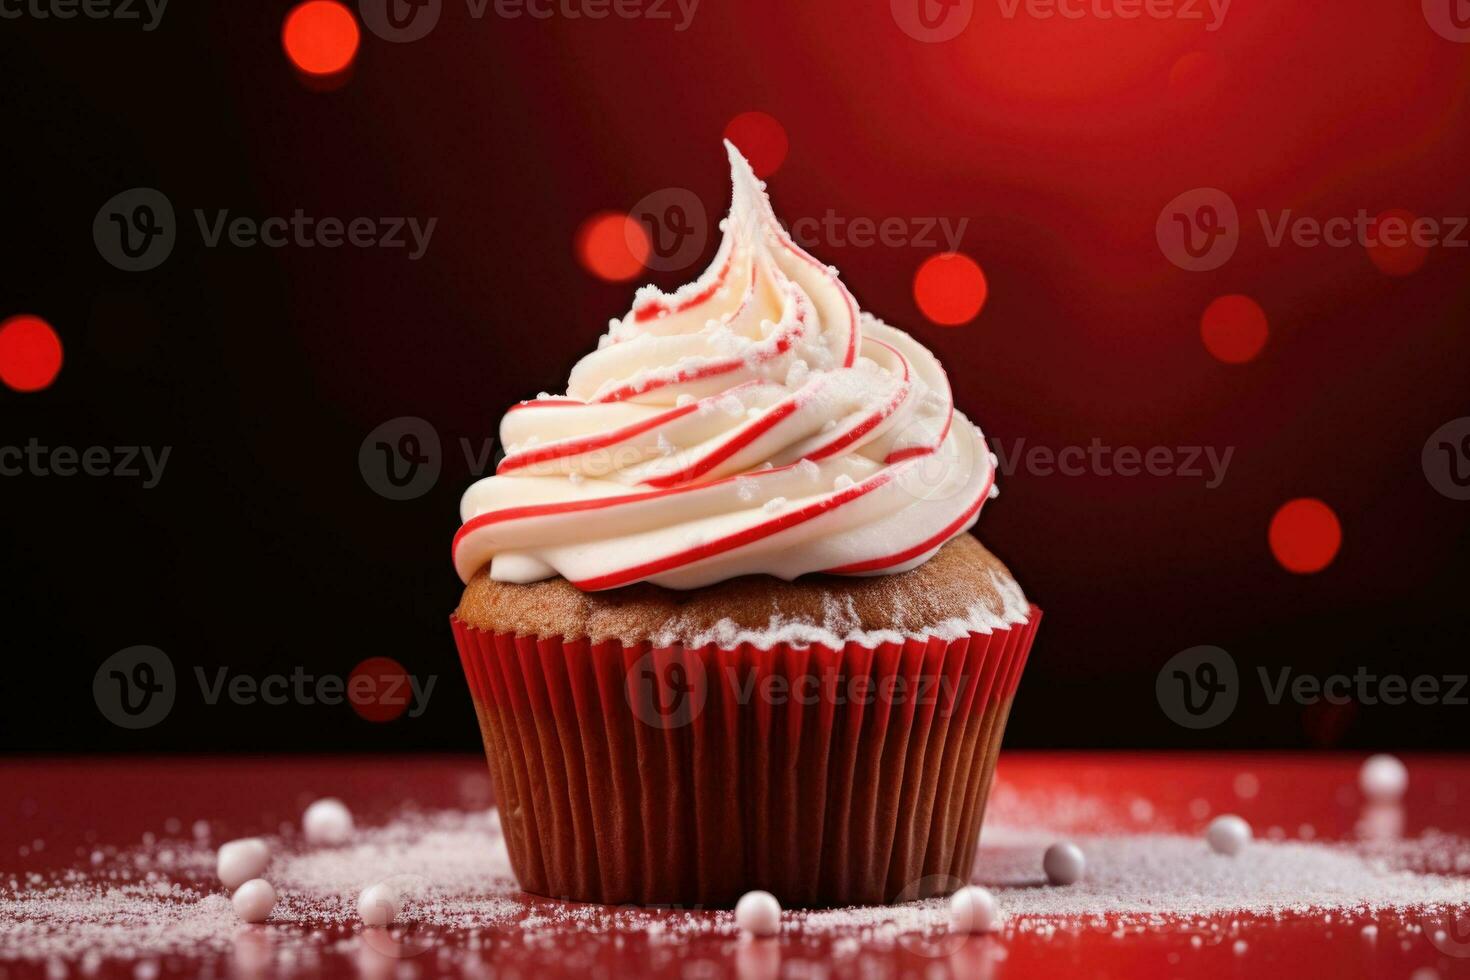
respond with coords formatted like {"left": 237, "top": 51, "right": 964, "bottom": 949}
{"left": 1364, "top": 209, "right": 1430, "bottom": 277}
{"left": 1269, "top": 498, "right": 1342, "bottom": 574}
{"left": 913, "top": 253, "right": 987, "bottom": 327}
{"left": 1200, "top": 294, "right": 1268, "bottom": 364}
{"left": 282, "top": 1, "right": 360, "bottom": 77}
{"left": 576, "top": 212, "right": 650, "bottom": 282}
{"left": 347, "top": 656, "right": 412, "bottom": 723}
{"left": 0, "top": 314, "right": 63, "bottom": 393}
{"left": 723, "top": 111, "right": 789, "bottom": 179}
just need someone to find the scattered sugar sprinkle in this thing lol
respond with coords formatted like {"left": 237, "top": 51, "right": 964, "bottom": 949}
{"left": 2, "top": 786, "right": 1468, "bottom": 972}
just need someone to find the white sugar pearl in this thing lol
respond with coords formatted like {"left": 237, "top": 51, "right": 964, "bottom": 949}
{"left": 302, "top": 798, "right": 354, "bottom": 846}
{"left": 1359, "top": 754, "right": 1408, "bottom": 803}
{"left": 1206, "top": 814, "right": 1252, "bottom": 855}
{"left": 231, "top": 878, "right": 277, "bottom": 923}
{"left": 734, "top": 890, "right": 781, "bottom": 937}
{"left": 1043, "top": 841, "right": 1085, "bottom": 885}
{"left": 949, "top": 885, "right": 1001, "bottom": 933}
{"left": 358, "top": 882, "right": 401, "bottom": 927}
{"left": 216, "top": 838, "right": 271, "bottom": 890}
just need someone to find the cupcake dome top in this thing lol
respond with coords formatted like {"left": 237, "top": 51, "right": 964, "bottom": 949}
{"left": 456, "top": 534, "right": 1029, "bottom": 647}
{"left": 454, "top": 144, "right": 997, "bottom": 591}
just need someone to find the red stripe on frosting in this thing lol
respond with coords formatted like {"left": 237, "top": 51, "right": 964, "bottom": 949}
{"left": 821, "top": 471, "right": 992, "bottom": 575}
{"left": 568, "top": 470, "right": 896, "bottom": 591}
{"left": 496, "top": 402, "right": 700, "bottom": 474}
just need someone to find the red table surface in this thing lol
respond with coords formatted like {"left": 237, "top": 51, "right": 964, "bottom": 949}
{"left": 2, "top": 752, "right": 1468, "bottom": 979}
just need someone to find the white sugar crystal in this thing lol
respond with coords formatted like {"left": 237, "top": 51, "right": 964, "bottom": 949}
{"left": 734, "top": 890, "right": 781, "bottom": 937}
{"left": 1043, "top": 842, "right": 1085, "bottom": 886}
{"left": 215, "top": 838, "right": 270, "bottom": 890}
{"left": 4, "top": 780, "right": 1470, "bottom": 968}
{"left": 1360, "top": 755, "right": 1408, "bottom": 803}
{"left": 762, "top": 497, "right": 787, "bottom": 513}
{"left": 358, "top": 882, "right": 400, "bottom": 927}
{"left": 784, "top": 360, "right": 809, "bottom": 389}
{"left": 302, "top": 799, "right": 354, "bottom": 846}
{"left": 231, "top": 879, "right": 276, "bottom": 924}
{"left": 950, "top": 886, "right": 1001, "bottom": 933}
{"left": 834, "top": 474, "right": 854, "bottom": 491}
{"left": 1207, "top": 815, "right": 1252, "bottom": 856}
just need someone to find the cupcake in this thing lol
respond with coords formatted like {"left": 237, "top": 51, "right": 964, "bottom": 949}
{"left": 451, "top": 143, "right": 1039, "bottom": 908}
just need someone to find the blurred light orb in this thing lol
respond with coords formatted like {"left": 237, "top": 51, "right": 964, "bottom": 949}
{"left": 0, "top": 314, "right": 63, "bottom": 393}
{"left": 1360, "top": 754, "right": 1409, "bottom": 803}
{"left": 1200, "top": 294, "right": 1268, "bottom": 364}
{"left": 1365, "top": 209, "right": 1430, "bottom": 277}
{"left": 576, "top": 211, "right": 651, "bottom": 282}
{"left": 1043, "top": 841, "right": 1086, "bottom": 885}
{"left": 1269, "top": 498, "right": 1342, "bottom": 574}
{"left": 282, "top": 1, "right": 361, "bottom": 76}
{"left": 734, "top": 889, "right": 781, "bottom": 937}
{"left": 1206, "top": 814, "right": 1251, "bottom": 856}
{"left": 913, "top": 252, "right": 987, "bottom": 326}
{"left": 723, "top": 112, "right": 789, "bottom": 178}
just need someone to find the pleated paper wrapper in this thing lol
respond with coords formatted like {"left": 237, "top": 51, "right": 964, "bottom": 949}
{"left": 451, "top": 607, "right": 1040, "bottom": 908}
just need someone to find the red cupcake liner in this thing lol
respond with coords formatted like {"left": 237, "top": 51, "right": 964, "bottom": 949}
{"left": 451, "top": 606, "right": 1040, "bottom": 908}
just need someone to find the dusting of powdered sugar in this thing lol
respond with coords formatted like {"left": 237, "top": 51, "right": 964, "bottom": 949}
{"left": 652, "top": 568, "right": 1031, "bottom": 650}
{"left": 2, "top": 781, "right": 1469, "bottom": 972}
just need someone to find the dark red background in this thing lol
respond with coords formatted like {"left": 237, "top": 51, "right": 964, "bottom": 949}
{"left": 2, "top": 0, "right": 1468, "bottom": 751}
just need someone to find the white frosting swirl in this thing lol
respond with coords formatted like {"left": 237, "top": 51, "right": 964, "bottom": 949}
{"left": 454, "top": 143, "right": 996, "bottom": 590}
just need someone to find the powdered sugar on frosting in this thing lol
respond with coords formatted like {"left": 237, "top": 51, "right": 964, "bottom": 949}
{"left": 651, "top": 568, "right": 1030, "bottom": 650}
{"left": 453, "top": 145, "right": 995, "bottom": 591}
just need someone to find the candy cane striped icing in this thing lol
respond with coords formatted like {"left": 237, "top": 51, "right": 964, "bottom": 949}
{"left": 454, "top": 142, "right": 996, "bottom": 590}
